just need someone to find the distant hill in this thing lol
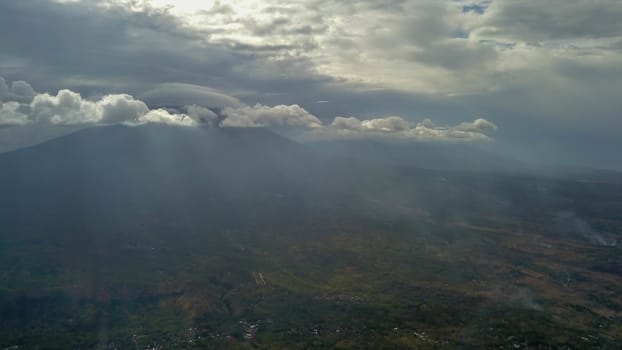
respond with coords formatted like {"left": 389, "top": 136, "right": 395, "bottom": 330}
{"left": 0, "top": 125, "right": 397, "bottom": 233}
{"left": 1, "top": 124, "right": 618, "bottom": 235}
{"left": 308, "top": 139, "right": 526, "bottom": 173}
{"left": 308, "top": 139, "right": 622, "bottom": 183}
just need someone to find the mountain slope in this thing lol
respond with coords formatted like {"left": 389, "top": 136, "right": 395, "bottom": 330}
{"left": 0, "top": 125, "right": 319, "bottom": 226}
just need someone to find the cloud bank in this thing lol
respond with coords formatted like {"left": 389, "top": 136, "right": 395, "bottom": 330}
{"left": 323, "top": 116, "right": 496, "bottom": 142}
{"left": 0, "top": 76, "right": 496, "bottom": 147}
{"left": 221, "top": 104, "right": 322, "bottom": 129}
{"left": 0, "top": 84, "right": 195, "bottom": 128}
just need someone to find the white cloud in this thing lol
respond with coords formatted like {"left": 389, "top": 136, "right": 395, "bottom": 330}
{"left": 321, "top": 115, "right": 497, "bottom": 142}
{"left": 221, "top": 103, "right": 322, "bottom": 128}
{"left": 185, "top": 105, "right": 219, "bottom": 125}
{"left": 30, "top": 89, "right": 92, "bottom": 124}
{"left": 361, "top": 116, "right": 412, "bottom": 132}
{"left": 456, "top": 118, "right": 498, "bottom": 133}
{"left": 0, "top": 77, "right": 197, "bottom": 129}
{"left": 9, "top": 81, "right": 36, "bottom": 103}
{"left": 135, "top": 108, "right": 197, "bottom": 126}
{"left": 99, "top": 94, "right": 151, "bottom": 124}
{"left": 185, "top": 104, "right": 219, "bottom": 126}
{"left": 29, "top": 89, "right": 150, "bottom": 125}
{"left": 0, "top": 76, "right": 497, "bottom": 146}
{"left": 330, "top": 116, "right": 411, "bottom": 133}
{"left": 330, "top": 116, "right": 365, "bottom": 132}
{"left": 2, "top": 77, "right": 325, "bottom": 132}
{"left": 0, "top": 101, "right": 30, "bottom": 126}
{"left": 219, "top": 106, "right": 496, "bottom": 142}
{"left": 406, "top": 119, "right": 496, "bottom": 142}
{"left": 0, "top": 78, "right": 36, "bottom": 103}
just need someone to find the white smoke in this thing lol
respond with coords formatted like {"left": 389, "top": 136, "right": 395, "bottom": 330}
{"left": 554, "top": 211, "right": 617, "bottom": 247}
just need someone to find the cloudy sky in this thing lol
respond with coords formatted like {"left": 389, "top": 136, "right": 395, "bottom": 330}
{"left": 0, "top": 0, "right": 620, "bottom": 169}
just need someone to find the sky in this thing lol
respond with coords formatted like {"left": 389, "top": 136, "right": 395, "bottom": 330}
{"left": 0, "top": 0, "right": 620, "bottom": 169}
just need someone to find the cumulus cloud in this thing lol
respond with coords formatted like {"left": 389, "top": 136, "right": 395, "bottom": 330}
{"left": 221, "top": 103, "right": 322, "bottom": 128}
{"left": 218, "top": 105, "right": 496, "bottom": 142}
{"left": 330, "top": 116, "right": 365, "bottom": 132}
{"left": 0, "top": 102, "right": 30, "bottom": 126}
{"left": 30, "top": 90, "right": 150, "bottom": 125}
{"left": 135, "top": 109, "right": 196, "bottom": 126}
{"left": 184, "top": 104, "right": 219, "bottom": 126}
{"left": 323, "top": 115, "right": 497, "bottom": 142}
{"left": 407, "top": 118, "right": 496, "bottom": 142}
{"left": 362, "top": 116, "right": 412, "bottom": 132}
{"left": 1, "top": 77, "right": 328, "bottom": 133}
{"left": 0, "top": 77, "right": 196, "bottom": 129}
{"left": 0, "top": 76, "right": 497, "bottom": 147}
{"left": 330, "top": 116, "right": 411, "bottom": 133}
{"left": 0, "top": 78, "right": 36, "bottom": 103}
{"left": 9, "top": 81, "right": 36, "bottom": 103}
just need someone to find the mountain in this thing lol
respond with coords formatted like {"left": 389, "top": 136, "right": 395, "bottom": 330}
{"left": 0, "top": 125, "right": 315, "bottom": 227}
{"left": 0, "top": 124, "right": 603, "bottom": 232}
{"left": 0, "top": 125, "right": 409, "bottom": 235}
{"left": 2, "top": 124, "right": 617, "bottom": 233}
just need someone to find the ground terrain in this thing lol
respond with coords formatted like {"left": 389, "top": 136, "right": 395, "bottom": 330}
{"left": 0, "top": 126, "right": 620, "bottom": 349}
